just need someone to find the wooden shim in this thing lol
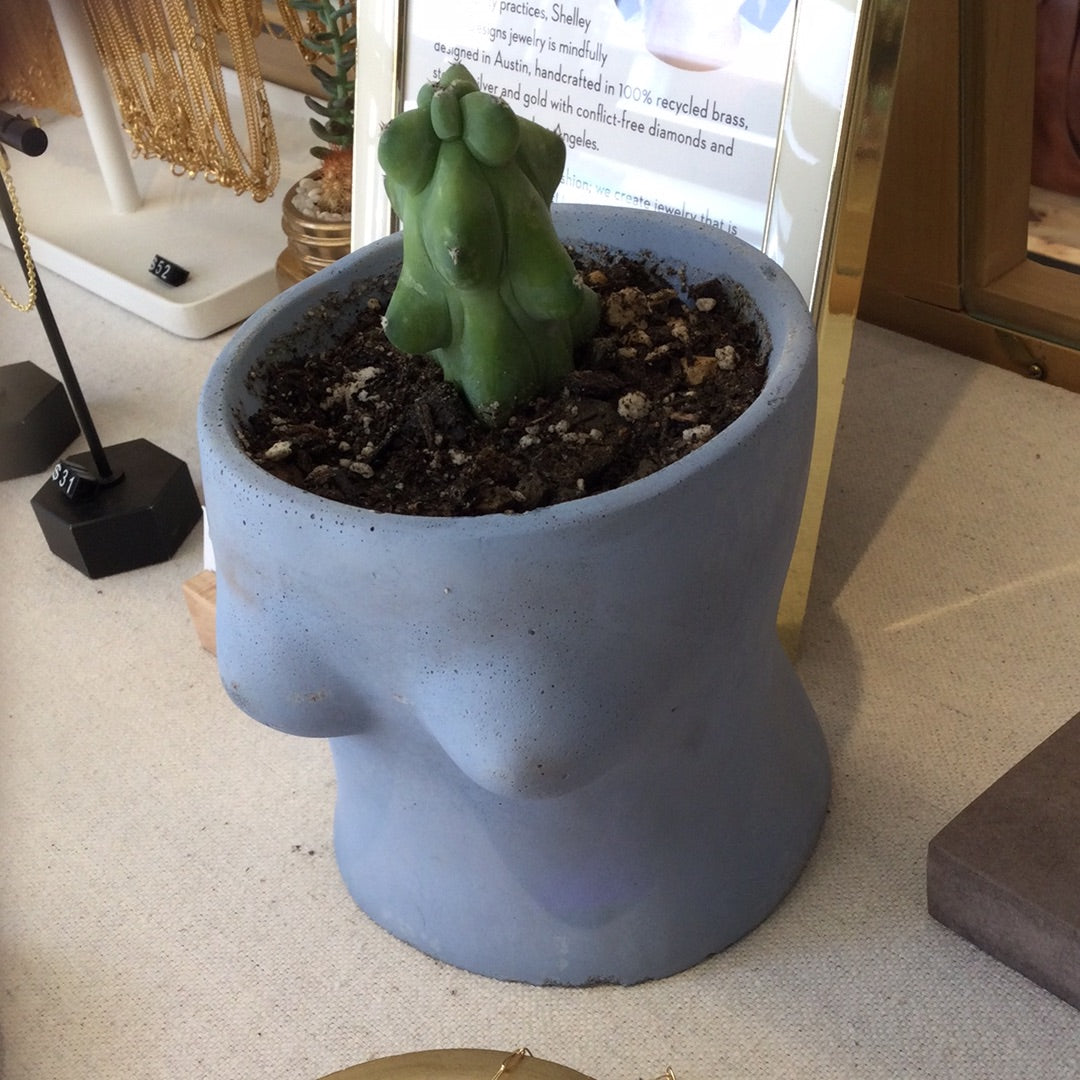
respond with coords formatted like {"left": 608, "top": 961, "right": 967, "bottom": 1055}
{"left": 182, "top": 569, "right": 217, "bottom": 655}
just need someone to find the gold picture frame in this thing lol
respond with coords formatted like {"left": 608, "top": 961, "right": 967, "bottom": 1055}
{"left": 346, "top": 0, "right": 910, "bottom": 648}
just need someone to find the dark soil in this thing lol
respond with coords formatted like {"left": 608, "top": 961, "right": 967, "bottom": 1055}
{"left": 239, "top": 246, "right": 768, "bottom": 516}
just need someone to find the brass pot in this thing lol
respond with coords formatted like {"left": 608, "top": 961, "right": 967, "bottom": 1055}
{"left": 275, "top": 174, "right": 352, "bottom": 290}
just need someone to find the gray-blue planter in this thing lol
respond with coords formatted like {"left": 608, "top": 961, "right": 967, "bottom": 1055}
{"left": 198, "top": 205, "right": 830, "bottom": 986}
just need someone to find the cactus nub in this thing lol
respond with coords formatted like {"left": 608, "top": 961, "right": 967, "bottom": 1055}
{"left": 316, "top": 147, "right": 353, "bottom": 215}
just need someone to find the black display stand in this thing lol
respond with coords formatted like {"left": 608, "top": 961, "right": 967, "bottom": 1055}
{"left": 0, "top": 360, "right": 80, "bottom": 479}
{"left": 31, "top": 438, "right": 202, "bottom": 579}
{"left": 2, "top": 111, "right": 201, "bottom": 577}
{"left": 1, "top": 112, "right": 81, "bottom": 477}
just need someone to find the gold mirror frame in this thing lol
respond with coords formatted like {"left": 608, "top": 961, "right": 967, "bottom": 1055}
{"left": 777, "top": 0, "right": 909, "bottom": 649}
{"left": 960, "top": 2, "right": 1080, "bottom": 358}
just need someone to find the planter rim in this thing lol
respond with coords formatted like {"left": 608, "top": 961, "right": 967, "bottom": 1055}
{"left": 201, "top": 203, "right": 814, "bottom": 536}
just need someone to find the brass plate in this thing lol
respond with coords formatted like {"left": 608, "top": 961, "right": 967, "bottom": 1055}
{"left": 321, "top": 1049, "right": 596, "bottom": 1080}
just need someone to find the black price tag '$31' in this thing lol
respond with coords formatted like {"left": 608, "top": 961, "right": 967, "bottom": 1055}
{"left": 51, "top": 458, "right": 100, "bottom": 501}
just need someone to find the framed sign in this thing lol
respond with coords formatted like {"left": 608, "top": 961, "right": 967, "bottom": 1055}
{"left": 353, "top": 0, "right": 900, "bottom": 305}
{"left": 405, "top": 1, "right": 794, "bottom": 246}
{"left": 350, "top": 0, "right": 909, "bottom": 645}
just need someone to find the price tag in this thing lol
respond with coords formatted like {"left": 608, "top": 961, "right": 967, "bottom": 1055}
{"left": 50, "top": 458, "right": 100, "bottom": 501}
{"left": 149, "top": 254, "right": 189, "bottom": 287}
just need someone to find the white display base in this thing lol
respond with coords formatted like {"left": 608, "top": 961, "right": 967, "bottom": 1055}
{"left": 1, "top": 79, "right": 320, "bottom": 339}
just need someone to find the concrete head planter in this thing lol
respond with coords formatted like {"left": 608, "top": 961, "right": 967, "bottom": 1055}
{"left": 198, "top": 68, "right": 829, "bottom": 987}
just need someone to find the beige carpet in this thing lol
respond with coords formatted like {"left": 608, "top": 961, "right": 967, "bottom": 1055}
{"left": 3, "top": 265, "right": 1080, "bottom": 1079}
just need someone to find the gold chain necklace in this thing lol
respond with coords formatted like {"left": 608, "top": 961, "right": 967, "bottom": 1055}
{"left": 0, "top": 0, "right": 81, "bottom": 117}
{"left": 79, "top": 0, "right": 279, "bottom": 201}
{"left": 0, "top": 147, "right": 38, "bottom": 313}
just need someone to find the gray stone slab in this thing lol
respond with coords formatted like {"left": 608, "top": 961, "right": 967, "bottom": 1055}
{"left": 927, "top": 712, "right": 1080, "bottom": 1009}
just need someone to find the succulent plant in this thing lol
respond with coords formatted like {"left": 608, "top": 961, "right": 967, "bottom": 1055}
{"left": 377, "top": 64, "right": 600, "bottom": 426}
{"left": 284, "top": 0, "right": 356, "bottom": 214}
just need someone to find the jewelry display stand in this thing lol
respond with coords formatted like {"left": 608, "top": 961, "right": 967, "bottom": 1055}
{"left": 0, "top": 0, "right": 319, "bottom": 339}
{"left": 0, "top": 113, "right": 80, "bottom": 477}
{"left": 1, "top": 104, "right": 202, "bottom": 577}
{"left": 0, "top": 361, "right": 79, "bottom": 480}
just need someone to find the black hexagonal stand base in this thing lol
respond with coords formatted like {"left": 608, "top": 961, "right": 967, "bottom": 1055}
{"left": 0, "top": 362, "right": 80, "bottom": 480}
{"left": 31, "top": 438, "right": 202, "bottom": 578}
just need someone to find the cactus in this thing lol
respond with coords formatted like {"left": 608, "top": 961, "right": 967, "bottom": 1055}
{"left": 284, "top": 0, "right": 356, "bottom": 214}
{"left": 378, "top": 64, "right": 600, "bottom": 426}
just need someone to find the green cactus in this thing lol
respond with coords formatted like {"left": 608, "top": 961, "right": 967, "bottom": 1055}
{"left": 284, "top": 0, "right": 356, "bottom": 213}
{"left": 378, "top": 64, "right": 600, "bottom": 426}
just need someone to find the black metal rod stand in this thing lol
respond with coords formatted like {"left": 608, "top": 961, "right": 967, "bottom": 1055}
{"left": 0, "top": 130, "right": 119, "bottom": 484}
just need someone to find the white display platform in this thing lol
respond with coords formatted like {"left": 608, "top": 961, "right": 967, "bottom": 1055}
{"left": 1, "top": 78, "right": 319, "bottom": 339}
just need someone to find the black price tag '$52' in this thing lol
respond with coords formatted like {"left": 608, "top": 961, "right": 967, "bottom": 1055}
{"left": 149, "top": 254, "right": 189, "bottom": 287}
{"left": 51, "top": 458, "right": 100, "bottom": 501}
